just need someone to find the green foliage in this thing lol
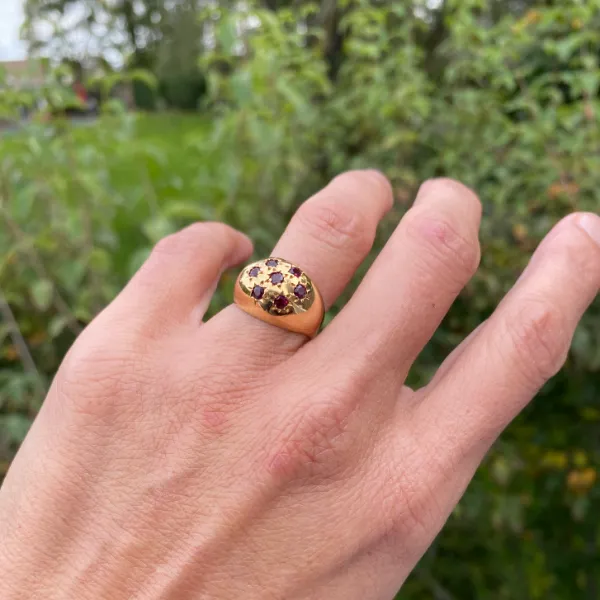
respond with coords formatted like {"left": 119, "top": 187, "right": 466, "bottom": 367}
{"left": 23, "top": 0, "right": 166, "bottom": 62}
{"left": 159, "top": 72, "right": 206, "bottom": 111}
{"left": 156, "top": 0, "right": 206, "bottom": 110}
{"left": 2, "top": 1, "right": 600, "bottom": 598}
{"left": 132, "top": 79, "right": 158, "bottom": 110}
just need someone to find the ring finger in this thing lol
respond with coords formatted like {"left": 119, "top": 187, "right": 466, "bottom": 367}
{"left": 209, "top": 170, "right": 394, "bottom": 350}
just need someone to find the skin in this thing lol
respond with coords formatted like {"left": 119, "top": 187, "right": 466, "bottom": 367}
{"left": 0, "top": 172, "right": 599, "bottom": 599}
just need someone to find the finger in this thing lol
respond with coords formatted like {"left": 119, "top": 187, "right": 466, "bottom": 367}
{"left": 419, "top": 322, "right": 485, "bottom": 390}
{"left": 209, "top": 170, "right": 393, "bottom": 353}
{"left": 419, "top": 218, "right": 578, "bottom": 391}
{"left": 116, "top": 222, "right": 253, "bottom": 325}
{"left": 271, "top": 169, "right": 393, "bottom": 310}
{"left": 323, "top": 178, "right": 481, "bottom": 380}
{"left": 417, "top": 212, "right": 600, "bottom": 468}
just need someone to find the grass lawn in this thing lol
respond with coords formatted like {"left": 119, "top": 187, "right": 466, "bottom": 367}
{"left": 91, "top": 111, "right": 212, "bottom": 206}
{"left": 132, "top": 111, "right": 210, "bottom": 143}
{"left": 1, "top": 111, "right": 214, "bottom": 282}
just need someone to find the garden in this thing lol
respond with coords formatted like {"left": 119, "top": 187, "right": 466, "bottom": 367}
{"left": 1, "top": 0, "right": 600, "bottom": 597}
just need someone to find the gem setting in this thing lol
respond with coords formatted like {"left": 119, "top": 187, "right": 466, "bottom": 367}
{"left": 274, "top": 294, "right": 289, "bottom": 309}
{"left": 251, "top": 285, "right": 264, "bottom": 300}
{"left": 294, "top": 284, "right": 307, "bottom": 299}
{"left": 237, "top": 257, "right": 315, "bottom": 317}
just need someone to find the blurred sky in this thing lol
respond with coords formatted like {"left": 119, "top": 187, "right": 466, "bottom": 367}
{"left": 0, "top": 0, "right": 26, "bottom": 61}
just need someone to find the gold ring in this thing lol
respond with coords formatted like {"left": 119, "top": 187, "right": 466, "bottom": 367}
{"left": 234, "top": 257, "right": 324, "bottom": 338}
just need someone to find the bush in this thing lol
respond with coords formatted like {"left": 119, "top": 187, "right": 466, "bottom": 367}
{"left": 159, "top": 71, "right": 206, "bottom": 110}
{"left": 1, "top": 1, "right": 600, "bottom": 598}
{"left": 132, "top": 79, "right": 157, "bottom": 110}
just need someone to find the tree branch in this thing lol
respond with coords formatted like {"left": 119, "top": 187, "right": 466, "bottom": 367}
{"left": 0, "top": 205, "right": 83, "bottom": 336}
{"left": 0, "top": 289, "right": 46, "bottom": 399}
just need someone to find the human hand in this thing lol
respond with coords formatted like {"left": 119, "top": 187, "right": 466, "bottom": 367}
{"left": 1, "top": 173, "right": 599, "bottom": 599}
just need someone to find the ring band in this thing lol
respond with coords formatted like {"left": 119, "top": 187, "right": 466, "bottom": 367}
{"left": 234, "top": 257, "right": 324, "bottom": 337}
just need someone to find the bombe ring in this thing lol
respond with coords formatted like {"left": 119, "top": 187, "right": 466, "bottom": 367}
{"left": 234, "top": 258, "right": 324, "bottom": 338}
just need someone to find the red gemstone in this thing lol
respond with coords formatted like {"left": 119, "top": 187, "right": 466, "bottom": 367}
{"left": 251, "top": 285, "right": 265, "bottom": 300}
{"left": 249, "top": 266, "right": 260, "bottom": 278}
{"left": 266, "top": 259, "right": 278, "bottom": 267}
{"left": 294, "top": 284, "right": 307, "bottom": 299}
{"left": 270, "top": 272, "right": 284, "bottom": 285}
{"left": 289, "top": 266, "right": 302, "bottom": 277}
{"left": 274, "top": 294, "right": 289, "bottom": 309}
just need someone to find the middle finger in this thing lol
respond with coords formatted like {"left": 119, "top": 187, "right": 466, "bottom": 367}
{"left": 322, "top": 178, "right": 481, "bottom": 381}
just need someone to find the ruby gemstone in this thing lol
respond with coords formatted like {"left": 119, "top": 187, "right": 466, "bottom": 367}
{"left": 249, "top": 266, "right": 260, "bottom": 278}
{"left": 294, "top": 284, "right": 307, "bottom": 299}
{"left": 251, "top": 285, "right": 265, "bottom": 300}
{"left": 289, "top": 266, "right": 302, "bottom": 277}
{"left": 266, "top": 259, "right": 278, "bottom": 267}
{"left": 270, "top": 272, "right": 284, "bottom": 285}
{"left": 274, "top": 294, "right": 289, "bottom": 309}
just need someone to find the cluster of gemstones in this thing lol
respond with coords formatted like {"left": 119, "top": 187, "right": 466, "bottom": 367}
{"left": 238, "top": 258, "right": 314, "bottom": 316}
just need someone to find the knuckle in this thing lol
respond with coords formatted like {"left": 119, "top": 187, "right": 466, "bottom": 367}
{"left": 53, "top": 309, "right": 162, "bottom": 424}
{"left": 265, "top": 389, "right": 357, "bottom": 481}
{"left": 57, "top": 342, "right": 144, "bottom": 423}
{"left": 296, "top": 199, "right": 373, "bottom": 255}
{"left": 381, "top": 453, "right": 442, "bottom": 543}
{"left": 151, "top": 222, "right": 219, "bottom": 258}
{"left": 392, "top": 480, "right": 436, "bottom": 540}
{"left": 190, "top": 370, "right": 265, "bottom": 434}
{"left": 503, "top": 298, "right": 569, "bottom": 385}
{"left": 141, "top": 223, "right": 240, "bottom": 288}
{"left": 405, "top": 209, "right": 480, "bottom": 287}
{"left": 152, "top": 222, "right": 239, "bottom": 262}
{"left": 374, "top": 434, "right": 451, "bottom": 550}
{"left": 152, "top": 230, "right": 192, "bottom": 258}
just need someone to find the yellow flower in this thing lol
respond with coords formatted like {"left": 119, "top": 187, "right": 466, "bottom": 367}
{"left": 567, "top": 468, "right": 597, "bottom": 494}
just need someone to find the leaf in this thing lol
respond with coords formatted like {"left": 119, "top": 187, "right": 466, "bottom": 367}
{"left": 129, "top": 69, "right": 158, "bottom": 90}
{"left": 128, "top": 247, "right": 153, "bottom": 277}
{"left": 163, "top": 201, "right": 213, "bottom": 221}
{"left": 48, "top": 315, "right": 70, "bottom": 338}
{"left": 30, "top": 279, "right": 54, "bottom": 311}
{"left": 0, "top": 414, "right": 31, "bottom": 445}
{"left": 275, "top": 78, "right": 309, "bottom": 117}
{"left": 142, "top": 216, "right": 176, "bottom": 244}
{"left": 88, "top": 247, "right": 111, "bottom": 272}
{"left": 218, "top": 17, "right": 237, "bottom": 55}
{"left": 0, "top": 323, "right": 12, "bottom": 345}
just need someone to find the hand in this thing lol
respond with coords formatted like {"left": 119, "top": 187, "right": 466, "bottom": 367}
{"left": 1, "top": 173, "right": 599, "bottom": 600}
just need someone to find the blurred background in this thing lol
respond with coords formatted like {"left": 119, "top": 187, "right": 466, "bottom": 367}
{"left": 1, "top": 0, "right": 599, "bottom": 597}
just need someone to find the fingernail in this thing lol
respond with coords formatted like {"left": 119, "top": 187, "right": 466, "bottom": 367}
{"left": 576, "top": 213, "right": 600, "bottom": 247}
